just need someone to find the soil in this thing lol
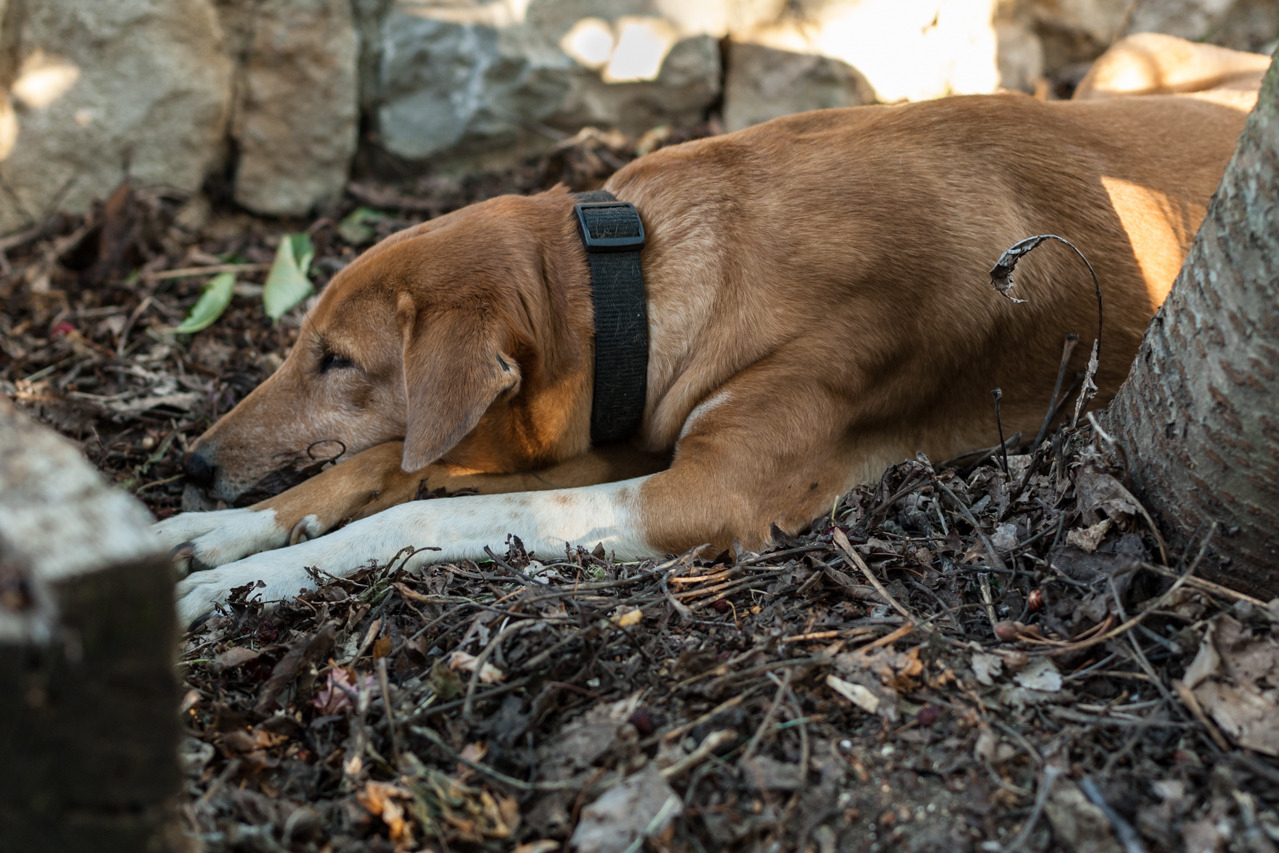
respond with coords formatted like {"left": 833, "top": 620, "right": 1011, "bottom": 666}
{"left": 2, "top": 126, "right": 1277, "bottom": 853}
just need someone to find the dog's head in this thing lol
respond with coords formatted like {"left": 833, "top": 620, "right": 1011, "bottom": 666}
{"left": 187, "top": 190, "right": 594, "bottom": 502}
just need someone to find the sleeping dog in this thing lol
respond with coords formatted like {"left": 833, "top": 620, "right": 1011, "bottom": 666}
{"left": 157, "top": 90, "right": 1249, "bottom": 623}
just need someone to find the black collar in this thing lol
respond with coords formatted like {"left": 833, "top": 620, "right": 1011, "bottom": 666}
{"left": 573, "top": 190, "right": 649, "bottom": 444}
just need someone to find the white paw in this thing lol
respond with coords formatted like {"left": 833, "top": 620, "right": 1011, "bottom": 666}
{"left": 171, "top": 524, "right": 389, "bottom": 624}
{"left": 174, "top": 550, "right": 320, "bottom": 625}
{"left": 154, "top": 507, "right": 307, "bottom": 570}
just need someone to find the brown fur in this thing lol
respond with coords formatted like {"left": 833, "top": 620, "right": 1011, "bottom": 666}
{"left": 187, "top": 92, "right": 1248, "bottom": 556}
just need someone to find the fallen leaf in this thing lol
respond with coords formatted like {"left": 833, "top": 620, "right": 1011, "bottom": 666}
{"left": 448, "top": 650, "right": 506, "bottom": 684}
{"left": 357, "top": 781, "right": 414, "bottom": 844}
{"left": 1066, "top": 518, "right": 1112, "bottom": 554}
{"left": 215, "top": 646, "right": 262, "bottom": 670}
{"left": 827, "top": 674, "right": 880, "bottom": 714}
{"left": 263, "top": 233, "right": 314, "bottom": 322}
{"left": 175, "top": 272, "right": 236, "bottom": 333}
{"left": 571, "top": 765, "right": 682, "bottom": 853}
{"left": 613, "top": 607, "right": 642, "bottom": 627}
{"left": 1014, "top": 657, "right": 1062, "bottom": 693}
{"left": 971, "top": 651, "right": 1003, "bottom": 686}
{"left": 1181, "top": 613, "right": 1279, "bottom": 756}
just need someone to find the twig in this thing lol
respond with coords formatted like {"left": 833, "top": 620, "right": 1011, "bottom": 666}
{"left": 992, "top": 389, "right": 1010, "bottom": 474}
{"left": 1079, "top": 776, "right": 1149, "bottom": 853}
{"left": 375, "top": 657, "right": 402, "bottom": 766}
{"left": 410, "top": 724, "right": 608, "bottom": 792}
{"left": 932, "top": 478, "right": 1010, "bottom": 574}
{"left": 743, "top": 669, "right": 793, "bottom": 759}
{"left": 1000, "top": 764, "right": 1061, "bottom": 853}
{"left": 832, "top": 528, "right": 915, "bottom": 622}
{"left": 142, "top": 263, "right": 270, "bottom": 281}
{"left": 660, "top": 730, "right": 736, "bottom": 779}
{"left": 1033, "top": 333, "right": 1079, "bottom": 449}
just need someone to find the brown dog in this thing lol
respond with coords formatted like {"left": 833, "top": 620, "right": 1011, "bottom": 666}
{"left": 157, "top": 91, "right": 1248, "bottom": 622}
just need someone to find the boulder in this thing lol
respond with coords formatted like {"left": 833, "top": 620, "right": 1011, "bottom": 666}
{"left": 374, "top": 1, "right": 720, "bottom": 168}
{"left": 1126, "top": 0, "right": 1279, "bottom": 55}
{"left": 553, "top": 34, "right": 721, "bottom": 137}
{"left": 723, "top": 41, "right": 874, "bottom": 132}
{"left": 376, "top": 2, "right": 574, "bottom": 165}
{"left": 0, "top": 0, "right": 232, "bottom": 234}
{"left": 226, "top": 0, "right": 359, "bottom": 216}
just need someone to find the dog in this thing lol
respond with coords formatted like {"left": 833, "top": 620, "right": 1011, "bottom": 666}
{"left": 156, "top": 90, "right": 1249, "bottom": 623}
{"left": 1072, "top": 33, "right": 1270, "bottom": 111}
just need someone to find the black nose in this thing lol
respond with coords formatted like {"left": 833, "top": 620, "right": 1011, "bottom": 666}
{"left": 184, "top": 451, "right": 217, "bottom": 488}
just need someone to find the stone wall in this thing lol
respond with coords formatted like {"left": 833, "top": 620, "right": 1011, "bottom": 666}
{"left": 0, "top": 0, "right": 1273, "bottom": 230}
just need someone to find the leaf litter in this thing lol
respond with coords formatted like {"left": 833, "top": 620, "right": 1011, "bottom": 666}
{"left": 4, "top": 125, "right": 1279, "bottom": 852}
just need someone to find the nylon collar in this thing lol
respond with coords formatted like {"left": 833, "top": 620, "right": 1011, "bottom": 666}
{"left": 573, "top": 190, "right": 649, "bottom": 444}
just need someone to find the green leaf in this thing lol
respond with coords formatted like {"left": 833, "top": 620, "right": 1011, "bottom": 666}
{"left": 263, "top": 233, "right": 315, "bottom": 322}
{"left": 337, "top": 207, "right": 385, "bottom": 245}
{"left": 174, "top": 272, "right": 236, "bottom": 334}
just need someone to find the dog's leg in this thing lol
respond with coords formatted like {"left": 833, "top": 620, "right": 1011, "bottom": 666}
{"left": 155, "top": 441, "right": 667, "bottom": 571}
{"left": 173, "top": 377, "right": 867, "bottom": 623}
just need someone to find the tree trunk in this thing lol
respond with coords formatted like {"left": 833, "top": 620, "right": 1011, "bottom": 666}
{"left": 1105, "top": 54, "right": 1279, "bottom": 598}
{"left": 0, "top": 397, "right": 179, "bottom": 852}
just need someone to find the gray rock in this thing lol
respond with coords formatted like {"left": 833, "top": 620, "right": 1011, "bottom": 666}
{"left": 377, "top": 2, "right": 573, "bottom": 164}
{"left": 553, "top": 34, "right": 720, "bottom": 137}
{"left": 228, "top": 0, "right": 359, "bottom": 216}
{"left": 0, "top": 0, "right": 232, "bottom": 234}
{"left": 1126, "top": 0, "right": 1279, "bottom": 54}
{"left": 723, "top": 41, "right": 874, "bottom": 133}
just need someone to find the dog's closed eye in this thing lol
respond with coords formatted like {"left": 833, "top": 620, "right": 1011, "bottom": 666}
{"left": 319, "top": 350, "right": 356, "bottom": 373}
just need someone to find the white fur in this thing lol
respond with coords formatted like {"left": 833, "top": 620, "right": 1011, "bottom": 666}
{"left": 173, "top": 478, "right": 653, "bottom": 624}
{"left": 154, "top": 507, "right": 300, "bottom": 568}
{"left": 678, "top": 389, "right": 731, "bottom": 441}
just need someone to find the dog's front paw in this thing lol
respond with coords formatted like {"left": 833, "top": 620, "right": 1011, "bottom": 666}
{"left": 174, "top": 548, "right": 322, "bottom": 625}
{"left": 154, "top": 507, "right": 315, "bottom": 573}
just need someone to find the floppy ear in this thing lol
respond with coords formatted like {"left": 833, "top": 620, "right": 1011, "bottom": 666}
{"left": 399, "top": 300, "right": 521, "bottom": 472}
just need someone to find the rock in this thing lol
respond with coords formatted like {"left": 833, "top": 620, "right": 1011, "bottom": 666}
{"left": 994, "top": 19, "right": 1044, "bottom": 93}
{"left": 0, "top": 0, "right": 232, "bottom": 234}
{"left": 1126, "top": 0, "right": 1279, "bottom": 54}
{"left": 722, "top": 41, "right": 875, "bottom": 132}
{"left": 553, "top": 34, "right": 721, "bottom": 137}
{"left": 376, "top": 1, "right": 573, "bottom": 165}
{"left": 375, "top": 1, "right": 720, "bottom": 168}
{"left": 227, "top": 0, "right": 359, "bottom": 216}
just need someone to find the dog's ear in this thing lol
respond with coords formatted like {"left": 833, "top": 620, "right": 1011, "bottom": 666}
{"left": 399, "top": 298, "right": 521, "bottom": 472}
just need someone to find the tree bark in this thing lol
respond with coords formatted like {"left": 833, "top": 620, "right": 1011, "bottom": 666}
{"left": 1105, "top": 55, "right": 1279, "bottom": 598}
{"left": 0, "top": 397, "right": 178, "bottom": 852}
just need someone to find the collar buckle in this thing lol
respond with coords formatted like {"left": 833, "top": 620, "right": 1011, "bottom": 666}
{"left": 574, "top": 201, "right": 646, "bottom": 253}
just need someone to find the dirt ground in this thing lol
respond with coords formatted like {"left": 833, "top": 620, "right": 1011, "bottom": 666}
{"left": 2, "top": 128, "right": 1278, "bottom": 853}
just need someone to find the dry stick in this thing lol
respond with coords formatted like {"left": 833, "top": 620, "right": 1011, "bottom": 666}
{"left": 461, "top": 620, "right": 528, "bottom": 721}
{"left": 742, "top": 669, "right": 794, "bottom": 760}
{"left": 650, "top": 693, "right": 750, "bottom": 747}
{"left": 1000, "top": 764, "right": 1062, "bottom": 853}
{"left": 1172, "top": 680, "right": 1231, "bottom": 751}
{"left": 375, "top": 657, "right": 402, "bottom": 766}
{"left": 932, "top": 478, "right": 1010, "bottom": 575}
{"left": 1040, "top": 527, "right": 1213, "bottom": 657}
{"left": 409, "top": 724, "right": 604, "bottom": 792}
{"left": 1032, "top": 333, "right": 1080, "bottom": 450}
{"left": 1079, "top": 777, "right": 1150, "bottom": 853}
{"left": 142, "top": 262, "right": 270, "bottom": 281}
{"left": 831, "top": 528, "right": 915, "bottom": 623}
{"left": 1140, "top": 563, "right": 1266, "bottom": 607}
{"left": 992, "top": 389, "right": 1011, "bottom": 474}
{"left": 660, "top": 730, "right": 737, "bottom": 779}
{"left": 989, "top": 234, "right": 1105, "bottom": 425}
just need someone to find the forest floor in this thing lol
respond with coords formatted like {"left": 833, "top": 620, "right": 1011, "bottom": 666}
{"left": 2, "top": 127, "right": 1278, "bottom": 853}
